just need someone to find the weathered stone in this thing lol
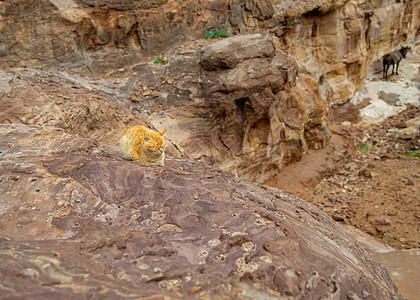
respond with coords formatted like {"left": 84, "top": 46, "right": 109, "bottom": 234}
{"left": 0, "top": 0, "right": 418, "bottom": 183}
{"left": 200, "top": 33, "right": 275, "bottom": 71}
{"left": 376, "top": 218, "right": 391, "bottom": 225}
{"left": 0, "top": 124, "right": 402, "bottom": 299}
{"left": 0, "top": 69, "right": 181, "bottom": 156}
{"left": 0, "top": 0, "right": 231, "bottom": 68}
{"left": 245, "top": 0, "right": 274, "bottom": 20}
{"left": 332, "top": 213, "right": 346, "bottom": 221}
{"left": 147, "top": 33, "right": 330, "bottom": 183}
{"left": 1, "top": 0, "right": 418, "bottom": 104}
{"left": 46, "top": 33, "right": 322, "bottom": 182}
{"left": 273, "top": 0, "right": 419, "bottom": 104}
{"left": 76, "top": 0, "right": 168, "bottom": 11}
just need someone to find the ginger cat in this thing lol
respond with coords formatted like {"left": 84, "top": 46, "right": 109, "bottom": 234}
{"left": 119, "top": 125, "right": 166, "bottom": 166}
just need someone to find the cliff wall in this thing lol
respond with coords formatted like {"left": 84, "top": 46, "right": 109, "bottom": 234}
{"left": 1, "top": 0, "right": 418, "bottom": 103}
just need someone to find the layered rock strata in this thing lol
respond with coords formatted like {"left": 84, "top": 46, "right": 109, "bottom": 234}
{"left": 1, "top": 0, "right": 418, "bottom": 103}
{"left": 0, "top": 34, "right": 330, "bottom": 183}
{"left": 0, "top": 68, "right": 181, "bottom": 156}
{"left": 194, "top": 33, "right": 330, "bottom": 182}
{"left": 0, "top": 0, "right": 418, "bottom": 181}
{"left": 0, "top": 124, "right": 401, "bottom": 299}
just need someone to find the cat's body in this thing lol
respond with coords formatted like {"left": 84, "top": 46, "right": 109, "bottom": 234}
{"left": 119, "top": 125, "right": 166, "bottom": 166}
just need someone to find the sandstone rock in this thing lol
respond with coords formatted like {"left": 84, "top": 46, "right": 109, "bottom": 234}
{"left": 75, "top": 0, "right": 168, "bottom": 10}
{"left": 0, "top": 124, "right": 402, "bottom": 299}
{"left": 0, "top": 69, "right": 144, "bottom": 145}
{"left": 200, "top": 33, "right": 275, "bottom": 71}
{"left": 270, "top": 0, "right": 419, "bottom": 104}
{"left": 376, "top": 218, "right": 391, "bottom": 226}
{"left": 332, "top": 213, "right": 346, "bottom": 221}
{"left": 0, "top": 69, "right": 181, "bottom": 156}
{"left": 1, "top": 0, "right": 418, "bottom": 105}
{"left": 147, "top": 33, "right": 330, "bottom": 183}
{"left": 0, "top": 0, "right": 231, "bottom": 69}
{"left": 0, "top": 0, "right": 418, "bottom": 184}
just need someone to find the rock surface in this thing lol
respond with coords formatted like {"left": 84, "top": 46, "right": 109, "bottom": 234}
{"left": 0, "top": 0, "right": 231, "bottom": 70}
{"left": 0, "top": 33, "right": 330, "bottom": 184}
{"left": 149, "top": 33, "right": 331, "bottom": 183}
{"left": 0, "top": 68, "right": 181, "bottom": 157}
{"left": 1, "top": 0, "right": 418, "bottom": 104}
{"left": 0, "top": 124, "right": 401, "bottom": 299}
{"left": 0, "top": 0, "right": 418, "bottom": 181}
{"left": 0, "top": 69, "right": 147, "bottom": 145}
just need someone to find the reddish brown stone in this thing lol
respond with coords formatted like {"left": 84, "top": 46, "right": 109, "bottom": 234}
{"left": 0, "top": 124, "right": 401, "bottom": 299}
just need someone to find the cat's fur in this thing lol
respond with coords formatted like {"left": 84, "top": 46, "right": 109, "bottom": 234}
{"left": 119, "top": 125, "right": 166, "bottom": 166}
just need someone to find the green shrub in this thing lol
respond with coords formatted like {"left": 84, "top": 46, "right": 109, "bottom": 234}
{"left": 204, "top": 28, "right": 229, "bottom": 39}
{"left": 359, "top": 144, "right": 373, "bottom": 152}
{"left": 405, "top": 150, "right": 420, "bottom": 158}
{"left": 154, "top": 57, "right": 164, "bottom": 64}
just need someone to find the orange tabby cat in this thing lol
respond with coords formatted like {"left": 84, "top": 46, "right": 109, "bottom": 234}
{"left": 119, "top": 125, "right": 166, "bottom": 166}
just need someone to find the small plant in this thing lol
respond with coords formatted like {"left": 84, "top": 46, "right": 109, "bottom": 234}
{"left": 310, "top": 187, "right": 325, "bottom": 195}
{"left": 405, "top": 150, "right": 420, "bottom": 158}
{"left": 204, "top": 28, "right": 229, "bottom": 39}
{"left": 359, "top": 144, "right": 373, "bottom": 152}
{"left": 154, "top": 57, "right": 164, "bottom": 64}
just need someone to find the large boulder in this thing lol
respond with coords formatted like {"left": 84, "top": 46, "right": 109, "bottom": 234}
{"left": 0, "top": 124, "right": 401, "bottom": 299}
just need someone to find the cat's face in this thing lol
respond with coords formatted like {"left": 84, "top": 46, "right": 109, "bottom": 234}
{"left": 142, "top": 130, "right": 166, "bottom": 157}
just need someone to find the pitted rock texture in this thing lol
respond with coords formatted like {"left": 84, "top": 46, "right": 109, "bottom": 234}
{"left": 0, "top": 124, "right": 401, "bottom": 299}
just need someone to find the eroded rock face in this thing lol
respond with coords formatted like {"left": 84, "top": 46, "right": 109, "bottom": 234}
{"left": 231, "top": 0, "right": 419, "bottom": 104}
{"left": 0, "top": 68, "right": 181, "bottom": 156}
{"left": 0, "top": 0, "right": 417, "bottom": 182}
{"left": 0, "top": 0, "right": 230, "bottom": 70}
{"left": 0, "top": 69, "right": 139, "bottom": 145}
{"left": 0, "top": 33, "right": 329, "bottom": 183}
{"left": 0, "top": 124, "right": 401, "bottom": 299}
{"left": 147, "top": 33, "right": 330, "bottom": 183}
{"left": 201, "top": 34, "right": 330, "bottom": 182}
{"left": 1, "top": 0, "right": 417, "bottom": 103}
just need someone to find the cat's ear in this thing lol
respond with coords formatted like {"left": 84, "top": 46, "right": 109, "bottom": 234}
{"left": 159, "top": 129, "right": 166, "bottom": 136}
